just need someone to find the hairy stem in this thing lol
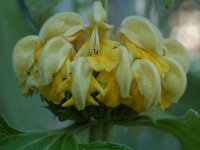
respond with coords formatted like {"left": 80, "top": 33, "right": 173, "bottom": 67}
{"left": 89, "top": 122, "right": 112, "bottom": 142}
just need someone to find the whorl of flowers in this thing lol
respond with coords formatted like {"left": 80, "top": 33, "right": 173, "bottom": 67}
{"left": 13, "top": 1, "right": 189, "bottom": 113}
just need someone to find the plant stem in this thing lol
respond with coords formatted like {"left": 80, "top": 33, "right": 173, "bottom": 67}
{"left": 102, "top": 122, "right": 112, "bottom": 141}
{"left": 89, "top": 122, "right": 112, "bottom": 142}
{"left": 89, "top": 123, "right": 104, "bottom": 141}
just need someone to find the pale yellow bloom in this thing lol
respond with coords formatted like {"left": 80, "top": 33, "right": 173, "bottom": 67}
{"left": 122, "top": 59, "right": 161, "bottom": 112}
{"left": 13, "top": 12, "right": 83, "bottom": 101}
{"left": 163, "top": 39, "right": 189, "bottom": 73}
{"left": 75, "top": 1, "right": 119, "bottom": 72}
{"left": 39, "top": 12, "right": 84, "bottom": 43}
{"left": 13, "top": 1, "right": 189, "bottom": 113}
{"left": 37, "top": 37, "right": 74, "bottom": 104}
{"left": 115, "top": 46, "right": 132, "bottom": 98}
{"left": 160, "top": 57, "right": 187, "bottom": 109}
{"left": 66, "top": 57, "right": 93, "bottom": 110}
{"left": 13, "top": 36, "right": 40, "bottom": 96}
{"left": 62, "top": 1, "right": 120, "bottom": 109}
{"left": 119, "top": 16, "right": 189, "bottom": 110}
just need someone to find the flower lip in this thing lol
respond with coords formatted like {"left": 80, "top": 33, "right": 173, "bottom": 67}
{"left": 13, "top": 35, "right": 40, "bottom": 80}
{"left": 39, "top": 12, "right": 84, "bottom": 42}
{"left": 119, "top": 16, "right": 164, "bottom": 56}
{"left": 163, "top": 39, "right": 190, "bottom": 73}
{"left": 38, "top": 37, "right": 73, "bottom": 85}
{"left": 69, "top": 57, "right": 93, "bottom": 110}
{"left": 132, "top": 59, "right": 161, "bottom": 111}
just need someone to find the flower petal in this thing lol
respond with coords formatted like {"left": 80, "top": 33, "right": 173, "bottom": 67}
{"left": 132, "top": 59, "right": 161, "bottom": 110}
{"left": 163, "top": 39, "right": 189, "bottom": 73}
{"left": 115, "top": 46, "right": 133, "bottom": 98}
{"left": 19, "top": 79, "right": 34, "bottom": 97}
{"left": 97, "top": 71, "right": 121, "bottom": 107}
{"left": 160, "top": 57, "right": 187, "bottom": 109}
{"left": 63, "top": 25, "right": 84, "bottom": 41}
{"left": 13, "top": 36, "right": 40, "bottom": 80}
{"left": 38, "top": 37, "right": 73, "bottom": 85}
{"left": 88, "top": 1, "right": 106, "bottom": 24}
{"left": 69, "top": 57, "right": 93, "bottom": 110}
{"left": 120, "top": 16, "right": 163, "bottom": 55}
{"left": 39, "top": 12, "right": 83, "bottom": 42}
{"left": 86, "top": 40, "right": 119, "bottom": 72}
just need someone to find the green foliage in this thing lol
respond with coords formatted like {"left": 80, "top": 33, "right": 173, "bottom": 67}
{"left": 0, "top": 114, "right": 78, "bottom": 150}
{"left": 79, "top": 141, "right": 133, "bottom": 150}
{"left": 150, "top": 109, "right": 200, "bottom": 150}
{"left": 163, "top": 0, "right": 175, "bottom": 10}
{"left": 0, "top": 114, "right": 133, "bottom": 150}
{"left": 118, "top": 109, "right": 200, "bottom": 150}
{"left": 1, "top": 106, "right": 200, "bottom": 150}
{"left": 24, "top": 0, "right": 60, "bottom": 30}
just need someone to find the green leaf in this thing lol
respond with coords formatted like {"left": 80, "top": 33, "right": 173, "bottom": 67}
{"left": 0, "top": 114, "right": 78, "bottom": 150}
{"left": 0, "top": 114, "right": 19, "bottom": 138}
{"left": 150, "top": 109, "right": 200, "bottom": 150}
{"left": 79, "top": 141, "right": 134, "bottom": 150}
{"left": 163, "top": 0, "right": 175, "bottom": 10}
{"left": 23, "top": 0, "right": 60, "bottom": 30}
{"left": 119, "top": 109, "right": 200, "bottom": 150}
{"left": 0, "top": 114, "right": 134, "bottom": 150}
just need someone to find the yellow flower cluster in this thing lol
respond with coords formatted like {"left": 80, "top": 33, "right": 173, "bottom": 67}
{"left": 13, "top": 1, "right": 189, "bottom": 112}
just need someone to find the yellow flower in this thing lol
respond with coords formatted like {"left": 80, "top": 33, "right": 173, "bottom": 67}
{"left": 13, "top": 12, "right": 84, "bottom": 101}
{"left": 75, "top": 1, "right": 119, "bottom": 72}
{"left": 13, "top": 1, "right": 189, "bottom": 114}
{"left": 37, "top": 37, "right": 74, "bottom": 104}
{"left": 119, "top": 16, "right": 189, "bottom": 110}
{"left": 61, "top": 1, "right": 120, "bottom": 109}
{"left": 13, "top": 35, "right": 40, "bottom": 96}
{"left": 127, "top": 59, "right": 161, "bottom": 112}
{"left": 115, "top": 46, "right": 133, "bottom": 98}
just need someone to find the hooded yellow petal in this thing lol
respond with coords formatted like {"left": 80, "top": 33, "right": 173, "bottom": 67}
{"left": 39, "top": 12, "right": 83, "bottom": 42}
{"left": 115, "top": 46, "right": 132, "bottom": 98}
{"left": 163, "top": 39, "right": 189, "bottom": 73}
{"left": 132, "top": 59, "right": 161, "bottom": 110}
{"left": 63, "top": 25, "right": 84, "bottom": 41}
{"left": 160, "top": 57, "right": 187, "bottom": 110}
{"left": 69, "top": 57, "right": 93, "bottom": 110}
{"left": 38, "top": 37, "right": 73, "bottom": 85}
{"left": 13, "top": 36, "right": 40, "bottom": 80}
{"left": 37, "top": 58, "right": 71, "bottom": 104}
{"left": 88, "top": 1, "right": 106, "bottom": 24}
{"left": 120, "top": 16, "right": 163, "bottom": 55}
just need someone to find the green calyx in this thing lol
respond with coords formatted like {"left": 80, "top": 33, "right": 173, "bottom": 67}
{"left": 41, "top": 95, "right": 139, "bottom": 123}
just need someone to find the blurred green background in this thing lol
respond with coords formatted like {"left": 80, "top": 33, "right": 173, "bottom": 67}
{"left": 0, "top": 0, "right": 200, "bottom": 149}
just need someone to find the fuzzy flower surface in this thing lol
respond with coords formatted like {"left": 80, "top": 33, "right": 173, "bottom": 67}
{"left": 13, "top": 1, "right": 189, "bottom": 112}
